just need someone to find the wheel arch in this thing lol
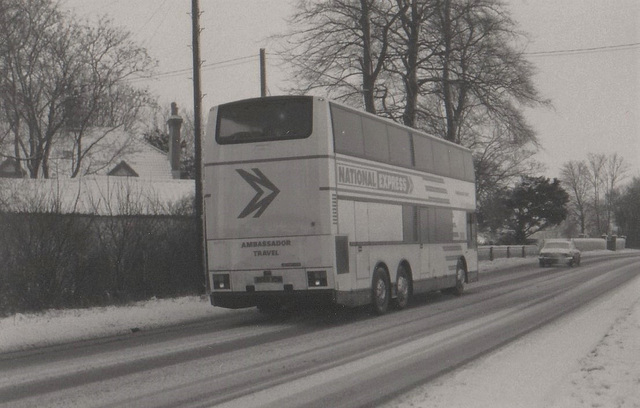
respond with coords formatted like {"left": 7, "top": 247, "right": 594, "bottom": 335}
{"left": 397, "top": 260, "right": 414, "bottom": 292}
{"left": 373, "top": 261, "right": 391, "bottom": 281}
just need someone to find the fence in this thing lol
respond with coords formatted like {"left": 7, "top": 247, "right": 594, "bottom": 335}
{"left": 479, "top": 237, "right": 627, "bottom": 262}
{"left": 478, "top": 245, "right": 539, "bottom": 261}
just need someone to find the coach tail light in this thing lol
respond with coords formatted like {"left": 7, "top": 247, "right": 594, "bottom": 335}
{"left": 212, "top": 273, "right": 230, "bottom": 290}
{"left": 307, "top": 270, "right": 328, "bottom": 287}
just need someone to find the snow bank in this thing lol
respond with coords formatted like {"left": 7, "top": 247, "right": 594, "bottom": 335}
{"left": 383, "top": 261, "right": 640, "bottom": 408}
{"left": 0, "top": 296, "right": 231, "bottom": 353}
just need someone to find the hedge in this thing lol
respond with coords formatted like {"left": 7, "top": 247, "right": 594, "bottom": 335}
{"left": 0, "top": 212, "right": 203, "bottom": 316}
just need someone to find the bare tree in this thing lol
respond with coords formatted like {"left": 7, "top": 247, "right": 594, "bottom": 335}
{"left": 279, "top": 0, "right": 547, "bottom": 202}
{"left": 560, "top": 153, "right": 629, "bottom": 237}
{"left": 472, "top": 116, "right": 542, "bottom": 203}
{"left": 382, "top": 0, "right": 440, "bottom": 126}
{"left": 282, "top": 0, "right": 547, "bottom": 138}
{"left": 279, "top": 0, "right": 399, "bottom": 112}
{"left": 603, "top": 153, "right": 628, "bottom": 234}
{"left": 63, "top": 17, "right": 155, "bottom": 178}
{"left": 278, "top": 0, "right": 549, "bottom": 240}
{"left": 0, "top": 0, "right": 156, "bottom": 178}
{"left": 0, "top": 0, "right": 68, "bottom": 178}
{"left": 431, "top": 0, "right": 548, "bottom": 144}
{"left": 560, "top": 160, "right": 591, "bottom": 235}
{"left": 586, "top": 153, "right": 607, "bottom": 235}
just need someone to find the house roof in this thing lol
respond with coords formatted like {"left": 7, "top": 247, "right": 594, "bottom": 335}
{"left": 1, "top": 127, "right": 180, "bottom": 180}
{"left": 108, "top": 160, "right": 140, "bottom": 177}
{"left": 41, "top": 128, "right": 175, "bottom": 179}
{"left": 0, "top": 158, "right": 27, "bottom": 178}
{"left": 120, "top": 138, "right": 173, "bottom": 179}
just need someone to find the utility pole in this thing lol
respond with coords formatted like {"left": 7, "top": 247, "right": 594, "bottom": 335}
{"left": 191, "top": 0, "right": 207, "bottom": 292}
{"left": 260, "top": 48, "right": 267, "bottom": 97}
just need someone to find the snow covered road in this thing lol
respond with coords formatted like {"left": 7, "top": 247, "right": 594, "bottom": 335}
{"left": 383, "top": 256, "right": 640, "bottom": 408}
{"left": 1, "top": 251, "right": 639, "bottom": 407}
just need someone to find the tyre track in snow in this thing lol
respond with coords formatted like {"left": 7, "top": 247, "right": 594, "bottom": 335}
{"left": 1, "top": 254, "right": 639, "bottom": 407}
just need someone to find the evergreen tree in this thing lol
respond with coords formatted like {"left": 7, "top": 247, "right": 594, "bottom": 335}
{"left": 505, "top": 176, "right": 569, "bottom": 244}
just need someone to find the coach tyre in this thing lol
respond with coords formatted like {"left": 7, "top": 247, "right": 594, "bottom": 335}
{"left": 394, "top": 265, "right": 411, "bottom": 310}
{"left": 371, "top": 266, "right": 390, "bottom": 315}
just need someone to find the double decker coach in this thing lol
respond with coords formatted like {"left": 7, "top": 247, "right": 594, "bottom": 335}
{"left": 204, "top": 96, "right": 477, "bottom": 314}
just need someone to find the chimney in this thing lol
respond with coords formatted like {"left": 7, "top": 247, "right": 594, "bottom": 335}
{"left": 167, "top": 102, "right": 183, "bottom": 179}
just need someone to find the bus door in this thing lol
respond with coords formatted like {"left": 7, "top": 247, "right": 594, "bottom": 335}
{"left": 336, "top": 199, "right": 370, "bottom": 286}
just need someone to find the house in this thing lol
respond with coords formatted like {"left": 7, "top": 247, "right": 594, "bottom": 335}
{"left": 3, "top": 103, "right": 186, "bottom": 180}
{"left": 1, "top": 128, "right": 177, "bottom": 180}
{"left": 47, "top": 127, "right": 180, "bottom": 180}
{"left": 0, "top": 104, "right": 195, "bottom": 215}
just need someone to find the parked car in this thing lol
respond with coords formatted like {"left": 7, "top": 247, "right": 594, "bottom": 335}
{"left": 538, "top": 239, "right": 581, "bottom": 267}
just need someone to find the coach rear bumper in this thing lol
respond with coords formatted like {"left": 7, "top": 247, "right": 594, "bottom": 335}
{"left": 211, "top": 289, "right": 337, "bottom": 309}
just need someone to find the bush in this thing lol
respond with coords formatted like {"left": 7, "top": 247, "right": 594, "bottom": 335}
{"left": 0, "top": 212, "right": 203, "bottom": 316}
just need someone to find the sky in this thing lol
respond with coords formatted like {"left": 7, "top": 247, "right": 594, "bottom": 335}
{"left": 62, "top": 0, "right": 640, "bottom": 180}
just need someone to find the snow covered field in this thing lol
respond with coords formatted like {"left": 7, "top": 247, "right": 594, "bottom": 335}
{"left": 1, "top": 253, "right": 639, "bottom": 407}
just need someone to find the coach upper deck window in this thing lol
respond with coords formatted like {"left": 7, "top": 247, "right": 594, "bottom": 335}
{"left": 331, "top": 105, "right": 365, "bottom": 156}
{"left": 216, "top": 96, "right": 313, "bottom": 144}
{"left": 362, "top": 116, "right": 390, "bottom": 162}
{"left": 388, "top": 126, "right": 413, "bottom": 167}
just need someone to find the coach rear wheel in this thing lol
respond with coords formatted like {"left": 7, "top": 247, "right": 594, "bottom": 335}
{"left": 371, "top": 267, "right": 390, "bottom": 315}
{"left": 394, "top": 266, "right": 411, "bottom": 310}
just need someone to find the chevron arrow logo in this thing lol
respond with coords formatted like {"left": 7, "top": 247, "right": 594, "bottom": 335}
{"left": 236, "top": 168, "right": 280, "bottom": 218}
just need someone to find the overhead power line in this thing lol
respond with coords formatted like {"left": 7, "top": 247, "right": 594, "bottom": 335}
{"left": 127, "top": 55, "right": 258, "bottom": 83}
{"left": 128, "top": 40, "right": 639, "bottom": 83}
{"left": 525, "top": 42, "right": 640, "bottom": 57}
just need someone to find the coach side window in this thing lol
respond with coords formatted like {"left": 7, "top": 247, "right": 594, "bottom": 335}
{"left": 331, "top": 106, "right": 364, "bottom": 156}
{"left": 413, "top": 134, "right": 435, "bottom": 173}
{"left": 449, "top": 147, "right": 465, "bottom": 180}
{"left": 434, "top": 208, "right": 454, "bottom": 243}
{"left": 418, "top": 207, "right": 436, "bottom": 244}
{"left": 463, "top": 151, "right": 475, "bottom": 182}
{"left": 362, "top": 117, "right": 390, "bottom": 162}
{"left": 432, "top": 141, "right": 451, "bottom": 178}
{"left": 402, "top": 205, "right": 418, "bottom": 243}
{"left": 388, "top": 126, "right": 413, "bottom": 167}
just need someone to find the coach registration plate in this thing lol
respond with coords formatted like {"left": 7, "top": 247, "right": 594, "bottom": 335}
{"left": 255, "top": 275, "right": 283, "bottom": 284}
